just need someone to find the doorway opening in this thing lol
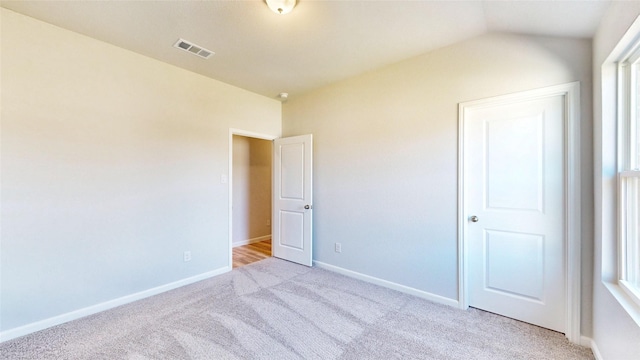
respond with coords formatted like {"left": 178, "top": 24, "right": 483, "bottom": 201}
{"left": 229, "top": 130, "right": 275, "bottom": 268}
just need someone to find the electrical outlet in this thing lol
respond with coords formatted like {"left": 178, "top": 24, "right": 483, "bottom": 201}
{"left": 335, "top": 243, "right": 342, "bottom": 253}
{"left": 266, "top": 219, "right": 271, "bottom": 226}
{"left": 183, "top": 251, "right": 192, "bottom": 262}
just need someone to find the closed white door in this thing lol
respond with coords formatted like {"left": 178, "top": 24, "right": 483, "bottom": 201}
{"left": 464, "top": 95, "right": 566, "bottom": 332}
{"left": 272, "top": 134, "right": 313, "bottom": 266}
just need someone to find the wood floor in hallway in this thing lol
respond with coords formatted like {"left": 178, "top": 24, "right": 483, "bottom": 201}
{"left": 233, "top": 239, "right": 271, "bottom": 268}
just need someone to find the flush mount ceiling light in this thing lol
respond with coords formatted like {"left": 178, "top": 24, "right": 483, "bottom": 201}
{"left": 265, "top": 0, "right": 297, "bottom": 15}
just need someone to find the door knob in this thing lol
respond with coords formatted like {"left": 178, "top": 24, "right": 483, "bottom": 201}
{"left": 470, "top": 215, "right": 479, "bottom": 222}
{"left": 304, "top": 205, "right": 311, "bottom": 209}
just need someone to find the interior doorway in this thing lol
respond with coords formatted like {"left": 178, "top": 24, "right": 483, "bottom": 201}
{"left": 230, "top": 131, "right": 274, "bottom": 268}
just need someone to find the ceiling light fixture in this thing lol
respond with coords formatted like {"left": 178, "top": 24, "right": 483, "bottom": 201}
{"left": 265, "top": 0, "right": 297, "bottom": 15}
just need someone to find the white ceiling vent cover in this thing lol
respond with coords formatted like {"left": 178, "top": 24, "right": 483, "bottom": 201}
{"left": 173, "top": 39, "right": 214, "bottom": 59}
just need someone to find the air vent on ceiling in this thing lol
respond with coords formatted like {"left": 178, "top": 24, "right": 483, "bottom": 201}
{"left": 173, "top": 39, "right": 214, "bottom": 59}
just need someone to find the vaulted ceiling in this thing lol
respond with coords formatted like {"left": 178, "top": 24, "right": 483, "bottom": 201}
{"left": 1, "top": 1, "right": 611, "bottom": 99}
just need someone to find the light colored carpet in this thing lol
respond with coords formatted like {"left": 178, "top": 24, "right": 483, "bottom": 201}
{"left": 0, "top": 258, "right": 593, "bottom": 359}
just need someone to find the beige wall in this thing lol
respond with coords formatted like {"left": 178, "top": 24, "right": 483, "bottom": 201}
{"left": 283, "top": 32, "right": 593, "bottom": 334}
{"left": 1, "top": 8, "right": 281, "bottom": 335}
{"left": 592, "top": 3, "right": 640, "bottom": 359}
{"left": 232, "top": 136, "right": 272, "bottom": 246}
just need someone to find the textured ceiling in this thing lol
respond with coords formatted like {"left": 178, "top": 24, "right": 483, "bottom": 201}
{"left": 1, "top": 0, "right": 612, "bottom": 99}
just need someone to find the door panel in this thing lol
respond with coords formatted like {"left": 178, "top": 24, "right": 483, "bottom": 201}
{"left": 273, "top": 134, "right": 313, "bottom": 266}
{"left": 485, "top": 230, "right": 544, "bottom": 300}
{"left": 485, "top": 114, "right": 543, "bottom": 211}
{"left": 465, "top": 95, "right": 566, "bottom": 333}
{"left": 280, "top": 143, "right": 305, "bottom": 199}
{"left": 279, "top": 210, "right": 304, "bottom": 249}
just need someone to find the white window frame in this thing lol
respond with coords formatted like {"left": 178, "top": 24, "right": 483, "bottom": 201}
{"left": 617, "top": 41, "right": 640, "bottom": 309}
{"left": 618, "top": 172, "right": 640, "bottom": 307}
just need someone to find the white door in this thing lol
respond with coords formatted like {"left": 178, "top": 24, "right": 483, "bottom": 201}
{"left": 272, "top": 134, "right": 313, "bottom": 266}
{"left": 464, "top": 95, "right": 566, "bottom": 332}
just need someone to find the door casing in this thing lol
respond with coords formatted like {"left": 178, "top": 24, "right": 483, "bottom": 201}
{"left": 458, "top": 82, "right": 581, "bottom": 343}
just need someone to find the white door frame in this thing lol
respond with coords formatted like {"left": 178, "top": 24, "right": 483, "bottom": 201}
{"left": 228, "top": 128, "right": 277, "bottom": 269}
{"left": 457, "top": 82, "right": 581, "bottom": 343}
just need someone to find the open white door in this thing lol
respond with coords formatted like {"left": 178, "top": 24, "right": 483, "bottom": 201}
{"left": 273, "top": 134, "right": 313, "bottom": 266}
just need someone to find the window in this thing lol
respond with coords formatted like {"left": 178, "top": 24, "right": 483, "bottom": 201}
{"left": 618, "top": 41, "right": 640, "bottom": 307}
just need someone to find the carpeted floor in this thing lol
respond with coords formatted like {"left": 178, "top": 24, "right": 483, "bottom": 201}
{"left": 0, "top": 258, "right": 594, "bottom": 359}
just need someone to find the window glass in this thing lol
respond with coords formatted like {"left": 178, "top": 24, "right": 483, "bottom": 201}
{"left": 619, "top": 51, "right": 640, "bottom": 306}
{"left": 636, "top": 62, "right": 640, "bottom": 169}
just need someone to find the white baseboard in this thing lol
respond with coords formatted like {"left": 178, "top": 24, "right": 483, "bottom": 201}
{"left": 313, "top": 261, "right": 459, "bottom": 307}
{"left": 581, "top": 336, "right": 603, "bottom": 360}
{"left": 232, "top": 235, "right": 271, "bottom": 248}
{"left": 0, "top": 266, "right": 231, "bottom": 343}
